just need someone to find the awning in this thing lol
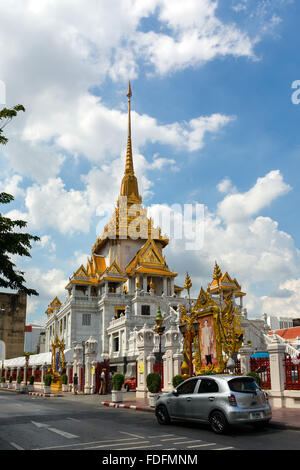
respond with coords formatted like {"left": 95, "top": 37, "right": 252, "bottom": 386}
{"left": 251, "top": 352, "right": 269, "bottom": 358}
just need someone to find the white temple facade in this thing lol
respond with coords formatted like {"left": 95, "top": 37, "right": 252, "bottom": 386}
{"left": 44, "top": 83, "right": 190, "bottom": 375}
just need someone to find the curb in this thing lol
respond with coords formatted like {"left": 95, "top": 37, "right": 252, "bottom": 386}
{"left": 101, "top": 401, "right": 153, "bottom": 412}
{"left": 29, "top": 392, "right": 63, "bottom": 398}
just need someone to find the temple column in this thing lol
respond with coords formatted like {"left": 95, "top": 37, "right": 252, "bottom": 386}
{"left": 170, "top": 278, "right": 174, "bottom": 296}
{"left": 136, "top": 324, "right": 155, "bottom": 399}
{"left": 163, "top": 277, "right": 167, "bottom": 296}
{"left": 239, "top": 345, "right": 253, "bottom": 375}
{"left": 143, "top": 275, "right": 147, "bottom": 292}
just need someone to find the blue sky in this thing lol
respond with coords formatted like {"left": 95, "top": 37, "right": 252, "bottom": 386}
{"left": 1, "top": 0, "right": 300, "bottom": 324}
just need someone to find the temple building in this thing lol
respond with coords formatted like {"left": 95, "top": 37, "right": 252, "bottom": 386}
{"left": 44, "top": 83, "right": 189, "bottom": 376}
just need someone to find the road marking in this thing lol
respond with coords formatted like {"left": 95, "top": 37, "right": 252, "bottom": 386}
{"left": 47, "top": 428, "right": 79, "bottom": 439}
{"left": 66, "top": 417, "right": 80, "bottom": 422}
{"left": 215, "top": 446, "right": 235, "bottom": 450}
{"left": 31, "top": 421, "right": 78, "bottom": 439}
{"left": 10, "top": 442, "right": 24, "bottom": 450}
{"left": 115, "top": 444, "right": 163, "bottom": 450}
{"left": 173, "top": 440, "right": 203, "bottom": 445}
{"left": 31, "top": 421, "right": 48, "bottom": 428}
{"left": 187, "top": 443, "right": 217, "bottom": 448}
{"left": 86, "top": 440, "right": 149, "bottom": 449}
{"left": 147, "top": 434, "right": 174, "bottom": 438}
{"left": 119, "top": 431, "right": 144, "bottom": 439}
{"left": 35, "top": 437, "right": 142, "bottom": 450}
{"left": 161, "top": 436, "right": 189, "bottom": 441}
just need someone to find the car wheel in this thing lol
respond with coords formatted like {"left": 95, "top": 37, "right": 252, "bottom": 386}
{"left": 209, "top": 411, "right": 229, "bottom": 435}
{"left": 125, "top": 384, "right": 130, "bottom": 392}
{"left": 156, "top": 405, "right": 171, "bottom": 425}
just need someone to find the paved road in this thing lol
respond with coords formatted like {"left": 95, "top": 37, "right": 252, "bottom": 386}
{"left": 0, "top": 391, "right": 300, "bottom": 451}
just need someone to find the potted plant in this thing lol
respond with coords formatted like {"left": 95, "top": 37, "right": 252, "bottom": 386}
{"left": 111, "top": 373, "right": 124, "bottom": 403}
{"left": 43, "top": 374, "right": 52, "bottom": 394}
{"left": 27, "top": 375, "right": 34, "bottom": 392}
{"left": 15, "top": 374, "right": 22, "bottom": 390}
{"left": 8, "top": 376, "right": 13, "bottom": 389}
{"left": 1, "top": 376, "right": 7, "bottom": 388}
{"left": 62, "top": 374, "right": 68, "bottom": 392}
{"left": 146, "top": 372, "right": 161, "bottom": 407}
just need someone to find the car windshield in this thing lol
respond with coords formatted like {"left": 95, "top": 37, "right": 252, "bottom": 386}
{"left": 228, "top": 377, "right": 260, "bottom": 393}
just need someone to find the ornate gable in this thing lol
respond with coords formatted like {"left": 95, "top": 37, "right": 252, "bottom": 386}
{"left": 73, "top": 265, "right": 89, "bottom": 280}
{"left": 126, "top": 238, "right": 167, "bottom": 274}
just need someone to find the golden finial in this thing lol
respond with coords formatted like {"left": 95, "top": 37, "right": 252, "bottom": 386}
{"left": 213, "top": 261, "right": 222, "bottom": 285}
{"left": 127, "top": 80, "right": 132, "bottom": 99}
{"left": 184, "top": 272, "right": 192, "bottom": 297}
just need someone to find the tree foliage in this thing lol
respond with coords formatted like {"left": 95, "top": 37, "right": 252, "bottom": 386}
{"left": 0, "top": 104, "right": 25, "bottom": 145}
{"left": 0, "top": 104, "right": 40, "bottom": 295}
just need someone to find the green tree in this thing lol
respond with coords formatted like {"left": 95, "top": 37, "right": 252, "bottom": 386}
{"left": 0, "top": 104, "right": 40, "bottom": 295}
{"left": 0, "top": 104, "right": 25, "bottom": 145}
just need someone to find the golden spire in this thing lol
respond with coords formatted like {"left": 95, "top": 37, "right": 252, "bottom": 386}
{"left": 120, "top": 81, "right": 142, "bottom": 204}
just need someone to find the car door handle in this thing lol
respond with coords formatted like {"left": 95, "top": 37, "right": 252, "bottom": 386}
{"left": 208, "top": 397, "right": 215, "bottom": 401}
{"left": 186, "top": 397, "right": 192, "bottom": 401}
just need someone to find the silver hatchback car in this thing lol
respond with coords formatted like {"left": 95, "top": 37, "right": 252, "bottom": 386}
{"left": 155, "top": 375, "right": 272, "bottom": 434}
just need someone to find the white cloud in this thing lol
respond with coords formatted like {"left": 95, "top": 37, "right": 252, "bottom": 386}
{"left": 25, "top": 266, "right": 67, "bottom": 324}
{"left": 24, "top": 178, "right": 93, "bottom": 235}
{"left": 217, "top": 170, "right": 291, "bottom": 223}
{"left": 139, "top": 0, "right": 255, "bottom": 75}
{"left": 261, "top": 278, "right": 300, "bottom": 319}
{"left": 0, "top": 174, "right": 24, "bottom": 198}
{"left": 36, "top": 235, "right": 56, "bottom": 253}
{"left": 217, "top": 177, "right": 236, "bottom": 194}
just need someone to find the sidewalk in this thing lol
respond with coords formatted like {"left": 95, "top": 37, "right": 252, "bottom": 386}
{"left": 98, "top": 392, "right": 300, "bottom": 431}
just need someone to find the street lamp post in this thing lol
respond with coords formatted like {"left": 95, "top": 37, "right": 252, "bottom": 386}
{"left": 0, "top": 307, "right": 5, "bottom": 371}
{"left": 154, "top": 306, "right": 165, "bottom": 384}
{"left": 24, "top": 353, "right": 29, "bottom": 386}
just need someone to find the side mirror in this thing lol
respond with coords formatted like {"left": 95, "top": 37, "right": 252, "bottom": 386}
{"left": 172, "top": 389, "right": 179, "bottom": 396}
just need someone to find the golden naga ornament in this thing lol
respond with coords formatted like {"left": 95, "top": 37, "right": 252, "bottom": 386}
{"left": 50, "top": 334, "right": 65, "bottom": 392}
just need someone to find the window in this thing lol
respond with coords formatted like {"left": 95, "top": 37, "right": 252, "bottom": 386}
{"left": 115, "top": 307, "right": 125, "bottom": 319}
{"left": 141, "top": 305, "right": 150, "bottom": 316}
{"left": 198, "top": 379, "right": 219, "bottom": 394}
{"left": 229, "top": 378, "right": 260, "bottom": 393}
{"left": 176, "top": 379, "right": 198, "bottom": 395}
{"left": 82, "top": 313, "right": 91, "bottom": 326}
{"left": 114, "top": 337, "right": 119, "bottom": 352}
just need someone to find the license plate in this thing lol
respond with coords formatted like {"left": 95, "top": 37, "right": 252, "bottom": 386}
{"left": 250, "top": 412, "right": 264, "bottom": 420}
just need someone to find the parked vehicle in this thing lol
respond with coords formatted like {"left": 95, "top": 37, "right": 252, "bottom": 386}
{"left": 155, "top": 375, "right": 272, "bottom": 434}
{"left": 124, "top": 376, "right": 136, "bottom": 391}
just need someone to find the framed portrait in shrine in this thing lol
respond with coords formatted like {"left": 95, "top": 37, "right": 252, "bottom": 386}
{"left": 198, "top": 314, "right": 218, "bottom": 368}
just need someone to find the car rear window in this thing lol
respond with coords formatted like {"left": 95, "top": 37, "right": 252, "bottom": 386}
{"left": 228, "top": 378, "right": 260, "bottom": 393}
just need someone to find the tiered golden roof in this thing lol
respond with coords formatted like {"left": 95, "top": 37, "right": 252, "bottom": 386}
{"left": 46, "top": 296, "right": 62, "bottom": 315}
{"left": 207, "top": 262, "right": 246, "bottom": 298}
